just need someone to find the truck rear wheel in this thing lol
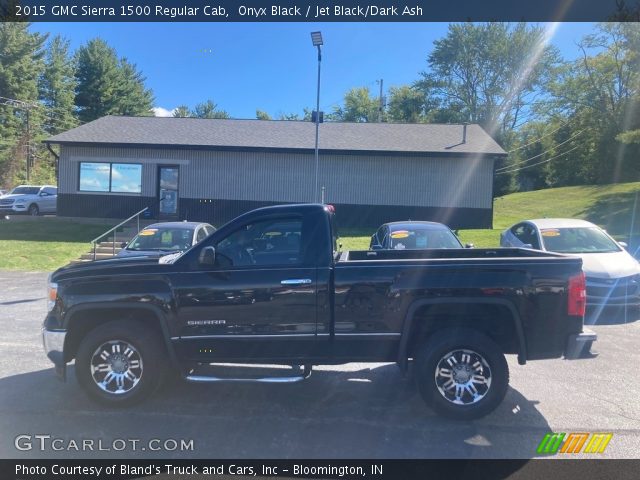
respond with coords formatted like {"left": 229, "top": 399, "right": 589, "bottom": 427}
{"left": 414, "top": 328, "right": 509, "bottom": 420}
{"left": 75, "top": 320, "right": 166, "bottom": 406}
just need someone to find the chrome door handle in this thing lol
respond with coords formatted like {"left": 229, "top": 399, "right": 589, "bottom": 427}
{"left": 281, "top": 279, "right": 313, "bottom": 286}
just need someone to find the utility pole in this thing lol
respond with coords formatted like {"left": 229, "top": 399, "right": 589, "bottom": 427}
{"left": 26, "top": 106, "right": 31, "bottom": 182}
{"left": 377, "top": 79, "right": 384, "bottom": 122}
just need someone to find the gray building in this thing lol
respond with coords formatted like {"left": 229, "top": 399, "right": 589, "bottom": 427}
{"left": 45, "top": 116, "right": 506, "bottom": 228}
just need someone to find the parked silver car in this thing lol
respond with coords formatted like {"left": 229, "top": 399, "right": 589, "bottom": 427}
{"left": 501, "top": 218, "right": 640, "bottom": 309}
{"left": 117, "top": 221, "right": 215, "bottom": 258}
{"left": 0, "top": 185, "right": 57, "bottom": 216}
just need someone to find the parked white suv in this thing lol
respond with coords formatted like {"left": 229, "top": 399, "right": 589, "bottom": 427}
{"left": 0, "top": 185, "right": 57, "bottom": 216}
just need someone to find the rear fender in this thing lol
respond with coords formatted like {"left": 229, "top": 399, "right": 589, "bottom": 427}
{"left": 397, "top": 297, "right": 527, "bottom": 371}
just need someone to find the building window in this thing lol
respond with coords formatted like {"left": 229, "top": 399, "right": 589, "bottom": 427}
{"left": 79, "top": 162, "right": 142, "bottom": 194}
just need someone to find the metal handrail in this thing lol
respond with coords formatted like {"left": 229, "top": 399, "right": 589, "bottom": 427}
{"left": 91, "top": 207, "right": 149, "bottom": 260}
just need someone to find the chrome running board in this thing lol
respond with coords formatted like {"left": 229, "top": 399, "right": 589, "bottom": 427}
{"left": 185, "top": 364, "right": 312, "bottom": 384}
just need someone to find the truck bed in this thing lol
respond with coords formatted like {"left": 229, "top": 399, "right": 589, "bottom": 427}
{"left": 338, "top": 247, "right": 576, "bottom": 263}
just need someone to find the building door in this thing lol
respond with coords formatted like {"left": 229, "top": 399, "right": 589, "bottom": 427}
{"left": 158, "top": 166, "right": 179, "bottom": 219}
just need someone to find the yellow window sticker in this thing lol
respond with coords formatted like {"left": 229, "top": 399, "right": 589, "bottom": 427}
{"left": 541, "top": 229, "right": 561, "bottom": 237}
{"left": 391, "top": 230, "right": 410, "bottom": 239}
{"left": 138, "top": 229, "right": 158, "bottom": 236}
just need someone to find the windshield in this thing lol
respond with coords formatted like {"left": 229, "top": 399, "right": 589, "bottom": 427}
{"left": 540, "top": 227, "right": 621, "bottom": 254}
{"left": 127, "top": 227, "right": 194, "bottom": 251}
{"left": 10, "top": 187, "right": 40, "bottom": 195}
{"left": 389, "top": 227, "right": 462, "bottom": 249}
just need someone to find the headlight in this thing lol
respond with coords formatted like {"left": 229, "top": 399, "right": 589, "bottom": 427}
{"left": 14, "top": 200, "right": 24, "bottom": 204}
{"left": 47, "top": 276, "right": 58, "bottom": 312}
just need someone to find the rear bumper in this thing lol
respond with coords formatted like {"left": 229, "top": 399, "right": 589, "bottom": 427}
{"left": 564, "top": 328, "right": 597, "bottom": 359}
{"left": 42, "top": 328, "right": 67, "bottom": 380}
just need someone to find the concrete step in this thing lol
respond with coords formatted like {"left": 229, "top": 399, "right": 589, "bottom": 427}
{"left": 97, "top": 241, "right": 131, "bottom": 248}
{"left": 80, "top": 252, "right": 118, "bottom": 260}
{"left": 93, "top": 246, "right": 124, "bottom": 254}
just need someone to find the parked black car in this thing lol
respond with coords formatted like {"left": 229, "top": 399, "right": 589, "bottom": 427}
{"left": 370, "top": 221, "right": 471, "bottom": 250}
{"left": 43, "top": 204, "right": 595, "bottom": 420}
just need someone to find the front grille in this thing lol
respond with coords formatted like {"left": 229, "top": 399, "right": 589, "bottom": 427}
{"left": 587, "top": 276, "right": 640, "bottom": 300}
{"left": 0, "top": 199, "right": 14, "bottom": 205}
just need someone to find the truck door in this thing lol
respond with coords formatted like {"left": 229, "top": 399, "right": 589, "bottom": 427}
{"left": 173, "top": 214, "right": 319, "bottom": 361}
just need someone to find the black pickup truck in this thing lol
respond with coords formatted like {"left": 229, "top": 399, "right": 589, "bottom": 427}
{"left": 43, "top": 204, "right": 596, "bottom": 419}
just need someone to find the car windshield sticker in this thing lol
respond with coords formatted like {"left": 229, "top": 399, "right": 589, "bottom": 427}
{"left": 541, "top": 229, "right": 561, "bottom": 237}
{"left": 139, "top": 229, "right": 158, "bottom": 236}
{"left": 391, "top": 230, "right": 410, "bottom": 239}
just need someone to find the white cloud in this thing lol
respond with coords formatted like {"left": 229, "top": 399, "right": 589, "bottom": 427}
{"left": 153, "top": 107, "right": 175, "bottom": 117}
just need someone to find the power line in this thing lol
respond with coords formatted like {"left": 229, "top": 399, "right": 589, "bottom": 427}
{"left": 496, "top": 144, "right": 581, "bottom": 176}
{"left": 496, "top": 130, "right": 584, "bottom": 172}
{"left": 506, "top": 122, "right": 569, "bottom": 153}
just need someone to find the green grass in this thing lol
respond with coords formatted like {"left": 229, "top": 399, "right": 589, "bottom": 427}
{"left": 339, "top": 181, "right": 640, "bottom": 250}
{"left": 0, "top": 220, "right": 109, "bottom": 271}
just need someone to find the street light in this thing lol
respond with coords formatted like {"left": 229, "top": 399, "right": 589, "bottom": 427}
{"left": 310, "top": 31, "right": 323, "bottom": 203}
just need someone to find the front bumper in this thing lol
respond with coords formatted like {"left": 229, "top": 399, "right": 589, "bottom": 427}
{"left": 586, "top": 276, "right": 640, "bottom": 307}
{"left": 0, "top": 204, "right": 27, "bottom": 213}
{"left": 42, "top": 328, "right": 67, "bottom": 380}
{"left": 565, "top": 328, "right": 597, "bottom": 359}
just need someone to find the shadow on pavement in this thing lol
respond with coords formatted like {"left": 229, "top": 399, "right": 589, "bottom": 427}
{"left": 0, "top": 363, "right": 550, "bottom": 464}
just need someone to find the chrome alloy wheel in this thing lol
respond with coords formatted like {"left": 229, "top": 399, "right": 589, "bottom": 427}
{"left": 434, "top": 349, "right": 492, "bottom": 405}
{"left": 90, "top": 340, "right": 143, "bottom": 395}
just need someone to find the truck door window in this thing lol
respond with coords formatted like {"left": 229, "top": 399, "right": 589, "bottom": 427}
{"left": 216, "top": 218, "right": 303, "bottom": 267}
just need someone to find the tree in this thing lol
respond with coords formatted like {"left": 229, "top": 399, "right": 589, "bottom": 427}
{"left": 74, "top": 39, "right": 121, "bottom": 122}
{"left": 331, "top": 87, "right": 380, "bottom": 122}
{"left": 416, "top": 23, "right": 559, "bottom": 136}
{"left": 547, "top": 23, "right": 640, "bottom": 184}
{"left": 256, "top": 109, "right": 271, "bottom": 120}
{"left": 172, "top": 105, "right": 191, "bottom": 118}
{"left": 192, "top": 100, "right": 229, "bottom": 119}
{"left": 40, "top": 35, "right": 78, "bottom": 135}
{"left": 386, "top": 86, "right": 426, "bottom": 123}
{"left": 0, "top": 23, "right": 47, "bottom": 186}
{"left": 114, "top": 58, "right": 154, "bottom": 116}
{"left": 75, "top": 38, "right": 154, "bottom": 123}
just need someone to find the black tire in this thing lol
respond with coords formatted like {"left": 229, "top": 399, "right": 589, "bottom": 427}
{"left": 75, "top": 320, "right": 166, "bottom": 406}
{"left": 28, "top": 204, "right": 39, "bottom": 216}
{"left": 414, "top": 328, "right": 509, "bottom": 420}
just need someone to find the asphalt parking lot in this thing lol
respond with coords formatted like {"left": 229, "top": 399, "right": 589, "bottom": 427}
{"left": 1, "top": 271, "right": 639, "bottom": 460}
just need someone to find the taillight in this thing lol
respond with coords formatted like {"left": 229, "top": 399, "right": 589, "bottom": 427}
{"left": 568, "top": 272, "right": 586, "bottom": 316}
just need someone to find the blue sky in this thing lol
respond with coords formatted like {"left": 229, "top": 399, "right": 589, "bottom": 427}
{"left": 32, "top": 22, "right": 598, "bottom": 119}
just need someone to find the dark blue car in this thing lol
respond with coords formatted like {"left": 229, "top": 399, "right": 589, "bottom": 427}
{"left": 369, "top": 221, "right": 470, "bottom": 250}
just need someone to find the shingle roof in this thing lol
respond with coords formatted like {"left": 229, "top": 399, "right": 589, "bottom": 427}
{"left": 46, "top": 116, "right": 506, "bottom": 155}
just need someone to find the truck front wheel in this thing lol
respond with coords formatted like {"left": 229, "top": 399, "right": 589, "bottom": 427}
{"left": 75, "top": 320, "right": 166, "bottom": 406}
{"left": 414, "top": 328, "right": 509, "bottom": 420}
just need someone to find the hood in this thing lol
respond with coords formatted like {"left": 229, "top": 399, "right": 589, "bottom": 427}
{"left": 0, "top": 194, "right": 33, "bottom": 201}
{"left": 51, "top": 256, "right": 164, "bottom": 282}
{"left": 574, "top": 251, "right": 640, "bottom": 279}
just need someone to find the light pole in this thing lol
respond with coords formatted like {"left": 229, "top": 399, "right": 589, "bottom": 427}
{"left": 311, "top": 31, "right": 323, "bottom": 203}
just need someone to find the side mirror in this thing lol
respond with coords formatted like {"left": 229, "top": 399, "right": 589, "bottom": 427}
{"left": 619, "top": 241, "right": 628, "bottom": 249}
{"left": 39, "top": 192, "right": 47, "bottom": 196}
{"left": 522, "top": 243, "right": 533, "bottom": 249}
{"left": 465, "top": 243, "right": 474, "bottom": 249}
{"left": 198, "top": 246, "right": 216, "bottom": 266}
{"left": 120, "top": 242, "right": 127, "bottom": 248}
{"left": 371, "top": 244, "right": 383, "bottom": 250}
